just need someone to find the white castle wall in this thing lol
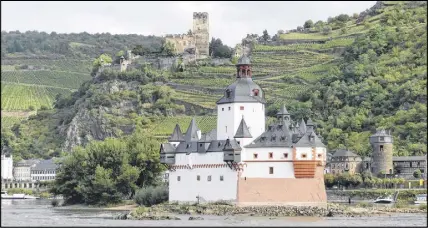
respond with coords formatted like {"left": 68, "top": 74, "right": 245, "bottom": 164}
{"left": 242, "top": 147, "right": 295, "bottom": 178}
{"left": 216, "top": 102, "right": 265, "bottom": 140}
{"left": 169, "top": 152, "right": 237, "bottom": 203}
{"left": 1, "top": 155, "right": 13, "bottom": 180}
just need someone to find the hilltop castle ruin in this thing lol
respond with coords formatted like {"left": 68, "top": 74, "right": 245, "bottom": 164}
{"left": 165, "top": 12, "right": 209, "bottom": 59}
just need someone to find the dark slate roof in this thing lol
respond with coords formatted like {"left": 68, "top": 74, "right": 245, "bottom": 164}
{"left": 32, "top": 159, "right": 58, "bottom": 171}
{"left": 216, "top": 78, "right": 266, "bottom": 104}
{"left": 237, "top": 55, "right": 251, "bottom": 65}
{"left": 277, "top": 105, "right": 289, "bottom": 116}
{"left": 245, "top": 122, "right": 293, "bottom": 148}
{"left": 332, "top": 149, "right": 360, "bottom": 157}
{"left": 393, "top": 156, "right": 427, "bottom": 162}
{"left": 184, "top": 117, "right": 200, "bottom": 141}
{"left": 160, "top": 143, "right": 176, "bottom": 153}
{"left": 223, "top": 139, "right": 242, "bottom": 151}
{"left": 205, "top": 140, "right": 227, "bottom": 152}
{"left": 234, "top": 117, "right": 252, "bottom": 138}
{"left": 294, "top": 131, "right": 325, "bottom": 147}
{"left": 175, "top": 141, "right": 199, "bottom": 153}
{"left": 169, "top": 124, "right": 185, "bottom": 142}
{"left": 370, "top": 129, "right": 391, "bottom": 137}
{"left": 16, "top": 159, "right": 40, "bottom": 167}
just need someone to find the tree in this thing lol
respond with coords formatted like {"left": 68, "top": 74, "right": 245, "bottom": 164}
{"left": 52, "top": 128, "right": 165, "bottom": 205}
{"left": 93, "top": 53, "right": 113, "bottom": 68}
{"left": 314, "top": 20, "right": 325, "bottom": 32}
{"left": 304, "top": 20, "right": 314, "bottom": 29}
{"left": 324, "top": 173, "right": 336, "bottom": 187}
{"left": 322, "top": 26, "right": 332, "bottom": 35}
{"left": 413, "top": 169, "right": 422, "bottom": 179}
{"left": 262, "top": 29, "right": 270, "bottom": 42}
{"left": 353, "top": 13, "right": 359, "bottom": 19}
{"left": 162, "top": 41, "right": 175, "bottom": 56}
{"left": 336, "top": 14, "right": 351, "bottom": 22}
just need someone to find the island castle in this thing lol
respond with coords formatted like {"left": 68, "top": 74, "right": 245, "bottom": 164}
{"left": 165, "top": 12, "right": 209, "bottom": 59}
{"left": 159, "top": 55, "right": 327, "bottom": 207}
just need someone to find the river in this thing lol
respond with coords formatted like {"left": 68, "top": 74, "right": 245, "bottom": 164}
{"left": 1, "top": 199, "right": 427, "bottom": 227}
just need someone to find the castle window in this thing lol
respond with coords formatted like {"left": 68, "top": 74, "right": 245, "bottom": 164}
{"left": 310, "top": 136, "right": 315, "bottom": 142}
{"left": 253, "top": 89, "right": 259, "bottom": 96}
{"left": 269, "top": 152, "right": 273, "bottom": 159}
{"left": 218, "top": 142, "right": 222, "bottom": 147}
{"left": 207, "top": 175, "right": 212, "bottom": 182}
{"left": 380, "top": 136, "right": 385, "bottom": 141}
{"left": 240, "top": 106, "right": 244, "bottom": 110}
{"left": 283, "top": 153, "right": 288, "bottom": 158}
{"left": 222, "top": 108, "right": 224, "bottom": 111}
{"left": 197, "top": 175, "right": 200, "bottom": 181}
{"left": 200, "top": 143, "right": 203, "bottom": 147}
{"left": 269, "top": 167, "right": 274, "bottom": 174}
{"left": 253, "top": 153, "right": 258, "bottom": 159}
{"left": 237, "top": 141, "right": 240, "bottom": 145}
{"left": 226, "top": 89, "right": 231, "bottom": 98}
{"left": 177, "top": 176, "right": 181, "bottom": 181}
{"left": 366, "top": 163, "right": 369, "bottom": 169}
{"left": 220, "top": 175, "right": 224, "bottom": 181}
{"left": 302, "top": 154, "right": 307, "bottom": 159}
{"left": 228, "top": 107, "right": 231, "bottom": 111}
{"left": 380, "top": 145, "right": 384, "bottom": 152}
{"left": 318, "top": 154, "right": 322, "bottom": 158}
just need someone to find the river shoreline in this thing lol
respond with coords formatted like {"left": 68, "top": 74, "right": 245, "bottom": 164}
{"left": 110, "top": 203, "right": 427, "bottom": 220}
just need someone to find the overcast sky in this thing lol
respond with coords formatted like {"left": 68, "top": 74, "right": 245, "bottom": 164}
{"left": 2, "top": 1, "right": 376, "bottom": 46}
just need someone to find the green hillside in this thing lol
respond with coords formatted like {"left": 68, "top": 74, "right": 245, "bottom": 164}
{"left": 1, "top": 1, "right": 426, "bottom": 161}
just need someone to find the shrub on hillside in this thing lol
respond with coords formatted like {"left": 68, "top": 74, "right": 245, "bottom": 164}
{"left": 134, "top": 185, "right": 168, "bottom": 207}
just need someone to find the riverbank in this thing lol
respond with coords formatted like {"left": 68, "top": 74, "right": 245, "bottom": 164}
{"left": 118, "top": 202, "right": 427, "bottom": 220}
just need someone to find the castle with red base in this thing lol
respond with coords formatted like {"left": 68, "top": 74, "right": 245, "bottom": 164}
{"left": 160, "top": 55, "right": 327, "bottom": 207}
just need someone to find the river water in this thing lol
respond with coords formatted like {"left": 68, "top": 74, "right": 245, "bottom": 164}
{"left": 1, "top": 199, "right": 427, "bottom": 227}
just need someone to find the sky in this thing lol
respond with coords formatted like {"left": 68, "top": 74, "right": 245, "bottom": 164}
{"left": 1, "top": 1, "right": 376, "bottom": 46}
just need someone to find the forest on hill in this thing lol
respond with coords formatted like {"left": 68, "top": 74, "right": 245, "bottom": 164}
{"left": 0, "top": 1, "right": 426, "bottom": 162}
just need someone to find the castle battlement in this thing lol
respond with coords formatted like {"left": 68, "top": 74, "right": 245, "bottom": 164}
{"left": 193, "top": 12, "right": 208, "bottom": 19}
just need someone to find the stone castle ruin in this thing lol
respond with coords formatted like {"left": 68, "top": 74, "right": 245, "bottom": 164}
{"left": 165, "top": 12, "right": 209, "bottom": 59}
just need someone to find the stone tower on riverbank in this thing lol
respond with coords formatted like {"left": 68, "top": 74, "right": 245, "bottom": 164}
{"left": 370, "top": 129, "right": 393, "bottom": 175}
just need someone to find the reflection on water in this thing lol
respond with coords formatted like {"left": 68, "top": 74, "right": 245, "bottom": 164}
{"left": 1, "top": 199, "right": 427, "bottom": 227}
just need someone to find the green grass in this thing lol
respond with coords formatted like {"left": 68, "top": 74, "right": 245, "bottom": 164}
{"left": 254, "top": 38, "right": 354, "bottom": 52}
{"left": 1, "top": 59, "right": 92, "bottom": 73}
{"left": 149, "top": 115, "right": 218, "bottom": 137}
{"left": 1, "top": 83, "right": 72, "bottom": 111}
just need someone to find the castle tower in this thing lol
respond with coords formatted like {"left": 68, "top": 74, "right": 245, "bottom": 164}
{"left": 276, "top": 105, "right": 291, "bottom": 125}
{"left": 216, "top": 55, "right": 266, "bottom": 142}
{"left": 193, "top": 12, "right": 209, "bottom": 59}
{"left": 370, "top": 129, "right": 393, "bottom": 175}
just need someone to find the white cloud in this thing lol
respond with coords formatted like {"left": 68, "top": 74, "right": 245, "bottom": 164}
{"left": 1, "top": 1, "right": 376, "bottom": 46}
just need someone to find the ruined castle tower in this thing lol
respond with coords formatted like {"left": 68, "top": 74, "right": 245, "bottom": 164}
{"left": 370, "top": 129, "right": 394, "bottom": 176}
{"left": 193, "top": 12, "right": 209, "bottom": 59}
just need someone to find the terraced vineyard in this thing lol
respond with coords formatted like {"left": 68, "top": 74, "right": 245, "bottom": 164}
{"left": 1, "top": 70, "right": 90, "bottom": 89}
{"left": 1, "top": 83, "right": 72, "bottom": 110}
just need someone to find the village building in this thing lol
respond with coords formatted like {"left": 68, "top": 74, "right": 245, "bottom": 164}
{"left": 31, "top": 159, "right": 59, "bottom": 182}
{"left": 325, "top": 130, "right": 427, "bottom": 179}
{"left": 160, "top": 55, "right": 327, "bottom": 207}
{"left": 13, "top": 159, "right": 40, "bottom": 181}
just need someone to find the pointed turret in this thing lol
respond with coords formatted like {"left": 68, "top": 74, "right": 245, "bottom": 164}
{"left": 234, "top": 116, "right": 252, "bottom": 138}
{"left": 306, "top": 118, "right": 314, "bottom": 133}
{"left": 169, "top": 124, "right": 185, "bottom": 142}
{"left": 299, "top": 119, "right": 306, "bottom": 135}
{"left": 184, "top": 117, "right": 201, "bottom": 141}
{"left": 277, "top": 105, "right": 291, "bottom": 123}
